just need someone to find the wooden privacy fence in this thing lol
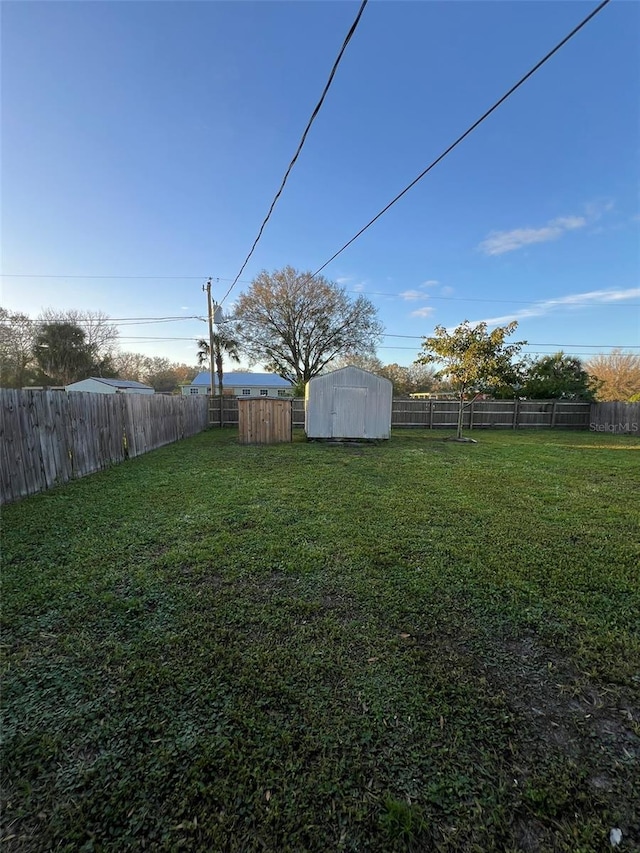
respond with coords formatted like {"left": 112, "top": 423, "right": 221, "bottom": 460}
{"left": 588, "top": 401, "right": 640, "bottom": 435}
{"left": 0, "top": 390, "right": 210, "bottom": 504}
{"left": 209, "top": 397, "right": 306, "bottom": 427}
{"left": 392, "top": 399, "right": 591, "bottom": 430}
{"left": 209, "top": 397, "right": 593, "bottom": 430}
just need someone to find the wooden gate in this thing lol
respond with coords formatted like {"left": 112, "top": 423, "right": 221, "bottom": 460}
{"left": 238, "top": 398, "right": 292, "bottom": 445}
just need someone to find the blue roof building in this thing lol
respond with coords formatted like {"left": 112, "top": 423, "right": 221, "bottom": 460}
{"left": 182, "top": 372, "right": 293, "bottom": 398}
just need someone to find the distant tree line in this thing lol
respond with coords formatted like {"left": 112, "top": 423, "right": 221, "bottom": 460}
{"left": 338, "top": 347, "right": 640, "bottom": 404}
{"left": 2, "top": 267, "right": 638, "bottom": 404}
{"left": 0, "top": 308, "right": 198, "bottom": 393}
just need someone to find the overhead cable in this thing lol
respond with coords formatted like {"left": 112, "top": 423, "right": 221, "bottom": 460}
{"left": 304, "top": 0, "right": 612, "bottom": 282}
{"left": 219, "top": 0, "right": 369, "bottom": 305}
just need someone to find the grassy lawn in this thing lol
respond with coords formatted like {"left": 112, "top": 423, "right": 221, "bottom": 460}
{"left": 2, "top": 428, "right": 639, "bottom": 852}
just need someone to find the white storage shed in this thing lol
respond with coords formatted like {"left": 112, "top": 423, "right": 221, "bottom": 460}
{"left": 65, "top": 377, "right": 155, "bottom": 395}
{"left": 305, "top": 367, "right": 393, "bottom": 440}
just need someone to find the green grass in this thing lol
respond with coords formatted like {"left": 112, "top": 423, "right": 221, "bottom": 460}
{"left": 2, "top": 429, "right": 639, "bottom": 852}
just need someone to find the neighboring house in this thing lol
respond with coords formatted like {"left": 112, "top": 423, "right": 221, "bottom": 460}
{"left": 65, "top": 378, "right": 155, "bottom": 395}
{"left": 181, "top": 371, "right": 293, "bottom": 398}
{"left": 306, "top": 366, "right": 393, "bottom": 440}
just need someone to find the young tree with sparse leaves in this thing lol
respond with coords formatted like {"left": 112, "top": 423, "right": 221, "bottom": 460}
{"left": 415, "top": 320, "right": 526, "bottom": 440}
{"left": 233, "top": 267, "right": 383, "bottom": 385}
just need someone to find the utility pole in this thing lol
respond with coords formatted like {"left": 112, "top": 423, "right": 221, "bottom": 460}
{"left": 202, "top": 278, "right": 217, "bottom": 425}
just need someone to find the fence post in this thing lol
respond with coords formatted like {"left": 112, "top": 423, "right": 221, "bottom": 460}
{"left": 513, "top": 399, "right": 519, "bottom": 430}
{"left": 551, "top": 401, "right": 558, "bottom": 428}
{"left": 469, "top": 399, "right": 474, "bottom": 431}
{"left": 429, "top": 399, "right": 433, "bottom": 429}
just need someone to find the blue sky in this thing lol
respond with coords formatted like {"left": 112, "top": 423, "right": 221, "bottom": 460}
{"left": 2, "top": 0, "right": 638, "bottom": 368}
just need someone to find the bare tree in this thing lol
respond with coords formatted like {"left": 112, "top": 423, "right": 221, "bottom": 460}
{"left": 233, "top": 267, "right": 383, "bottom": 385}
{"left": 112, "top": 351, "right": 150, "bottom": 382}
{"left": 330, "top": 354, "right": 384, "bottom": 374}
{"left": 0, "top": 308, "right": 36, "bottom": 387}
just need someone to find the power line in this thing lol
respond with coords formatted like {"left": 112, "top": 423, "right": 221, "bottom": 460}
{"left": 382, "top": 334, "right": 640, "bottom": 347}
{"left": 303, "top": 0, "right": 611, "bottom": 283}
{"left": 3, "top": 273, "right": 636, "bottom": 308}
{"left": 19, "top": 315, "right": 206, "bottom": 325}
{"left": 219, "top": 0, "right": 369, "bottom": 306}
{"left": 110, "top": 334, "right": 633, "bottom": 352}
{"left": 1, "top": 274, "right": 212, "bottom": 281}
{"left": 378, "top": 346, "right": 627, "bottom": 356}
{"left": 116, "top": 336, "right": 200, "bottom": 341}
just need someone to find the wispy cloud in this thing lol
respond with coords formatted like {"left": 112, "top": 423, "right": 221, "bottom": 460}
{"left": 479, "top": 215, "right": 587, "bottom": 256}
{"left": 400, "top": 289, "right": 423, "bottom": 301}
{"left": 411, "top": 306, "right": 435, "bottom": 318}
{"left": 420, "top": 279, "right": 439, "bottom": 288}
{"left": 464, "top": 287, "right": 640, "bottom": 327}
{"left": 440, "top": 285, "right": 454, "bottom": 296}
{"left": 180, "top": 306, "right": 190, "bottom": 310}
{"left": 336, "top": 276, "right": 352, "bottom": 285}
{"left": 353, "top": 282, "right": 365, "bottom": 293}
{"left": 584, "top": 200, "right": 614, "bottom": 219}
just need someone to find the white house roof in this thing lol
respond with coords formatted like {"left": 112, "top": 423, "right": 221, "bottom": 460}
{"left": 78, "top": 377, "right": 154, "bottom": 390}
{"left": 191, "top": 372, "right": 291, "bottom": 388}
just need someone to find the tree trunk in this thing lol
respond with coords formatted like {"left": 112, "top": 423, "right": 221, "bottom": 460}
{"left": 456, "top": 395, "right": 464, "bottom": 439}
{"left": 216, "top": 353, "right": 224, "bottom": 428}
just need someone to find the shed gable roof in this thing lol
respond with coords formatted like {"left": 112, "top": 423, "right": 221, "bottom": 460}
{"left": 309, "top": 366, "right": 392, "bottom": 387}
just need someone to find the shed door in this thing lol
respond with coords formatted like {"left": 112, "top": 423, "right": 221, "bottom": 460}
{"left": 332, "top": 386, "right": 366, "bottom": 438}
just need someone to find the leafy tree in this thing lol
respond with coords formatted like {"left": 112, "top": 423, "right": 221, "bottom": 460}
{"left": 0, "top": 308, "right": 36, "bottom": 387}
{"left": 112, "top": 351, "right": 151, "bottom": 382}
{"left": 378, "top": 363, "right": 410, "bottom": 395}
{"left": 379, "top": 362, "right": 438, "bottom": 396}
{"left": 197, "top": 330, "right": 241, "bottom": 424}
{"left": 406, "top": 363, "right": 438, "bottom": 395}
{"left": 415, "top": 320, "right": 526, "bottom": 440}
{"left": 520, "top": 352, "right": 594, "bottom": 400}
{"left": 196, "top": 330, "right": 241, "bottom": 396}
{"left": 233, "top": 266, "right": 383, "bottom": 385}
{"left": 33, "top": 322, "right": 99, "bottom": 385}
{"left": 330, "top": 353, "right": 384, "bottom": 375}
{"left": 585, "top": 349, "right": 640, "bottom": 402}
{"left": 143, "top": 357, "right": 198, "bottom": 394}
{"left": 37, "top": 309, "right": 118, "bottom": 360}
{"left": 113, "top": 351, "right": 199, "bottom": 392}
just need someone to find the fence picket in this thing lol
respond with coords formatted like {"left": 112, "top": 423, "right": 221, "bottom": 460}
{"left": 2, "top": 392, "right": 635, "bottom": 505}
{"left": 1, "top": 391, "right": 210, "bottom": 504}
